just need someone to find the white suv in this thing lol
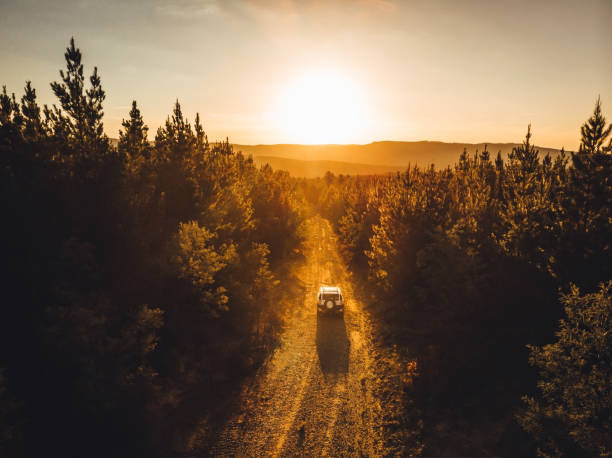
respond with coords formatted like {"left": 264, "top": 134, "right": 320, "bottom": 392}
{"left": 317, "top": 286, "right": 344, "bottom": 316}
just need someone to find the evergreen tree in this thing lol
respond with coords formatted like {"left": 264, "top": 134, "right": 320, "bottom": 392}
{"left": 458, "top": 147, "right": 469, "bottom": 170}
{"left": 194, "top": 112, "right": 209, "bottom": 154}
{"left": 479, "top": 144, "right": 490, "bottom": 162}
{"left": 20, "top": 81, "right": 45, "bottom": 142}
{"left": 119, "top": 100, "right": 150, "bottom": 167}
{"left": 579, "top": 96, "right": 611, "bottom": 154}
{"left": 494, "top": 150, "right": 505, "bottom": 200}
{"left": 509, "top": 124, "right": 539, "bottom": 174}
{"left": 0, "top": 87, "right": 22, "bottom": 145}
{"left": 49, "top": 37, "right": 108, "bottom": 157}
{"left": 563, "top": 100, "right": 612, "bottom": 288}
{"left": 519, "top": 282, "right": 612, "bottom": 458}
{"left": 495, "top": 151, "right": 503, "bottom": 171}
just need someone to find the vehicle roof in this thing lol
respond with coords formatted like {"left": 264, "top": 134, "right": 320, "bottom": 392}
{"left": 319, "top": 286, "right": 341, "bottom": 292}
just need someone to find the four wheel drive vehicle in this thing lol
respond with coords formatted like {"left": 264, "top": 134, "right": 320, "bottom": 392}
{"left": 317, "top": 286, "right": 344, "bottom": 316}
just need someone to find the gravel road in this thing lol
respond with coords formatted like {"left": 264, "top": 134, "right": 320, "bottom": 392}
{"left": 212, "top": 216, "right": 406, "bottom": 457}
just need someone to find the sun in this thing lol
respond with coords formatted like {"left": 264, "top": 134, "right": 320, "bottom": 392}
{"left": 276, "top": 70, "right": 369, "bottom": 144}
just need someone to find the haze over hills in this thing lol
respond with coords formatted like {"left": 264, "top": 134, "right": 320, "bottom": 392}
{"left": 110, "top": 139, "right": 567, "bottom": 177}
{"left": 235, "top": 141, "right": 567, "bottom": 176}
{"left": 251, "top": 156, "right": 403, "bottom": 178}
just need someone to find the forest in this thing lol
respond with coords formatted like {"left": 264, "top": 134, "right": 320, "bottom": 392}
{"left": 0, "top": 40, "right": 306, "bottom": 456}
{"left": 307, "top": 102, "right": 611, "bottom": 456}
{"left": 1, "top": 40, "right": 610, "bottom": 457}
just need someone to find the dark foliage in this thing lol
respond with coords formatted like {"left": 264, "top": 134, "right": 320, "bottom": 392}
{"left": 0, "top": 40, "right": 304, "bottom": 457}
{"left": 519, "top": 282, "right": 611, "bottom": 458}
{"left": 310, "top": 101, "right": 611, "bottom": 456}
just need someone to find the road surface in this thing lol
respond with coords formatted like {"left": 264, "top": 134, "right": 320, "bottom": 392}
{"left": 212, "top": 217, "right": 408, "bottom": 457}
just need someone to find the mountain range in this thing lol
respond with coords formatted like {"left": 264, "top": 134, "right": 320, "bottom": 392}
{"left": 235, "top": 141, "right": 566, "bottom": 177}
{"left": 110, "top": 139, "right": 566, "bottom": 178}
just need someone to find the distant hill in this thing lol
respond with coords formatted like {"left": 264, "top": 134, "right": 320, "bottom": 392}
{"left": 110, "top": 139, "right": 567, "bottom": 177}
{"left": 251, "top": 156, "right": 403, "bottom": 178}
{"left": 234, "top": 141, "right": 566, "bottom": 170}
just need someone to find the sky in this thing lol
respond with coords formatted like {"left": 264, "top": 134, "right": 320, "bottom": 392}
{"left": 1, "top": 0, "right": 611, "bottom": 149}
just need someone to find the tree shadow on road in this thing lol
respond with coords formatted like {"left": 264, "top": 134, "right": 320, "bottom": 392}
{"left": 316, "top": 314, "right": 350, "bottom": 376}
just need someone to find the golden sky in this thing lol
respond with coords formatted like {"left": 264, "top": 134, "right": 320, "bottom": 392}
{"left": 1, "top": 0, "right": 611, "bottom": 149}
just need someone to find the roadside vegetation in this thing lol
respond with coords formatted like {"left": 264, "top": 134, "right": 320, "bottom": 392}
{"left": 0, "top": 40, "right": 305, "bottom": 457}
{"left": 307, "top": 100, "right": 611, "bottom": 457}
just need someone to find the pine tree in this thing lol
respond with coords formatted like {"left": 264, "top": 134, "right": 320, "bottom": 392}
{"left": 20, "top": 81, "right": 45, "bottom": 141}
{"left": 495, "top": 151, "right": 503, "bottom": 171}
{"left": 510, "top": 124, "right": 539, "bottom": 174}
{"left": 0, "top": 87, "right": 22, "bottom": 144}
{"left": 494, "top": 151, "right": 504, "bottom": 200}
{"left": 519, "top": 282, "right": 612, "bottom": 458}
{"left": 479, "top": 144, "right": 490, "bottom": 162}
{"left": 155, "top": 100, "right": 195, "bottom": 162}
{"left": 578, "top": 96, "right": 611, "bottom": 154}
{"left": 49, "top": 37, "right": 108, "bottom": 157}
{"left": 563, "top": 100, "right": 612, "bottom": 288}
{"left": 194, "top": 112, "right": 208, "bottom": 154}
{"left": 458, "top": 147, "right": 469, "bottom": 170}
{"left": 119, "top": 100, "right": 149, "bottom": 167}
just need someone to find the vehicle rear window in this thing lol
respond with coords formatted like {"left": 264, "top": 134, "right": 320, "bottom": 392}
{"left": 322, "top": 293, "right": 339, "bottom": 301}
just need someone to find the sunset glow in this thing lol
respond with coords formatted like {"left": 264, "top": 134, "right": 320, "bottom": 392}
{"left": 1, "top": 1, "right": 610, "bottom": 148}
{"left": 1, "top": 1, "right": 611, "bottom": 456}
{"left": 276, "top": 71, "right": 370, "bottom": 144}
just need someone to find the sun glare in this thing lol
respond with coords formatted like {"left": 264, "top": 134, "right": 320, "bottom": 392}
{"left": 276, "top": 70, "right": 369, "bottom": 144}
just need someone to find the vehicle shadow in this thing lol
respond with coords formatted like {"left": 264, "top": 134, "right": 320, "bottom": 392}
{"left": 316, "top": 313, "right": 350, "bottom": 376}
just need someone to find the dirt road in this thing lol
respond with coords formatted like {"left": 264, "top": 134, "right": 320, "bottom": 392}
{"left": 212, "top": 216, "right": 405, "bottom": 457}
